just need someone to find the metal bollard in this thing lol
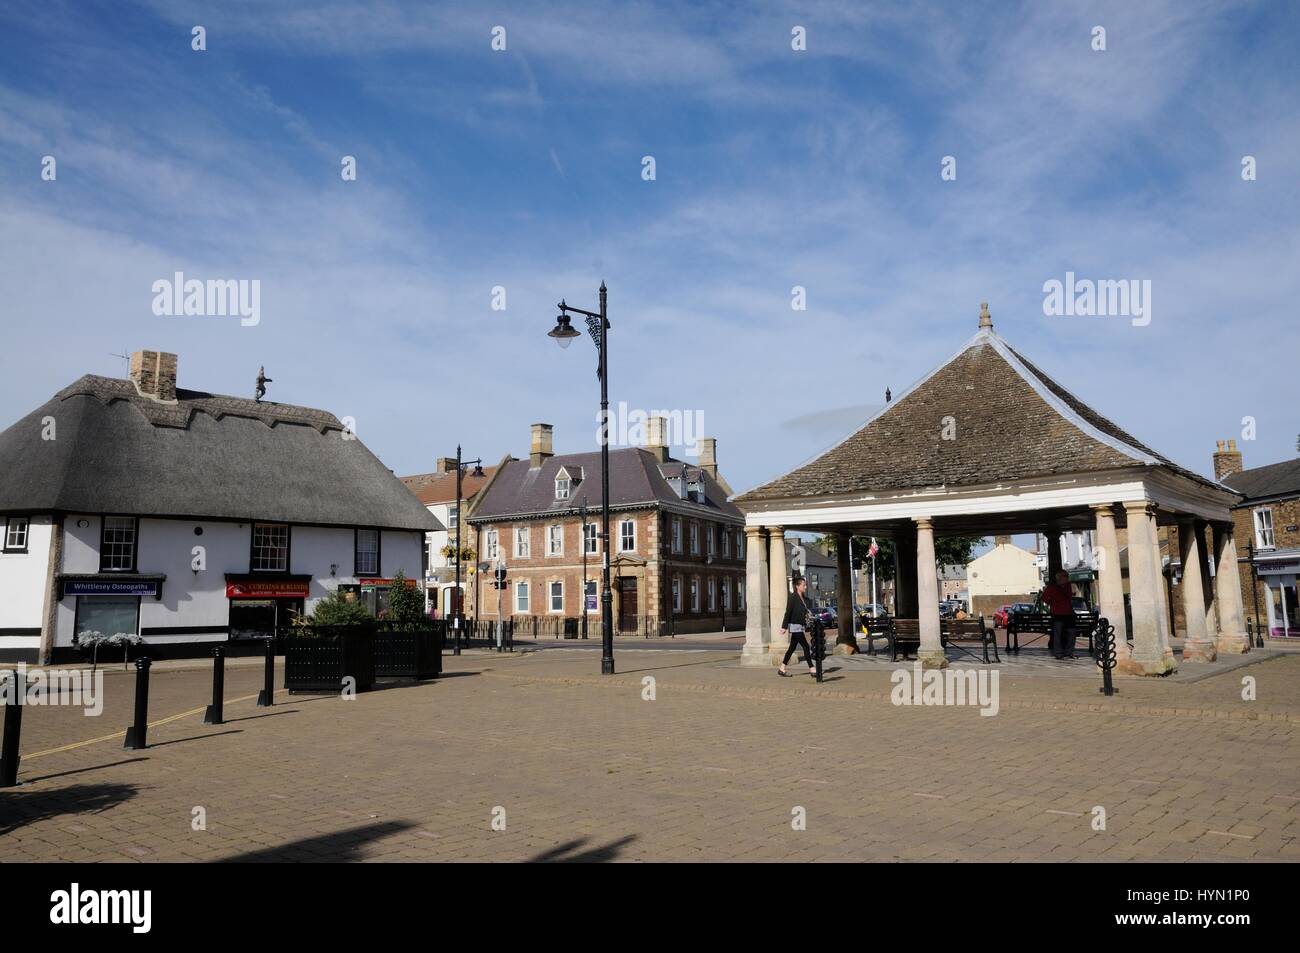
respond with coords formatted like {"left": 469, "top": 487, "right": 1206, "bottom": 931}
{"left": 1, "top": 669, "right": 24, "bottom": 787}
{"left": 812, "top": 622, "right": 825, "bottom": 683}
{"left": 203, "top": 645, "right": 225, "bottom": 725}
{"left": 256, "top": 637, "right": 274, "bottom": 707}
{"left": 123, "top": 657, "right": 152, "bottom": 750}
{"left": 1096, "top": 619, "right": 1118, "bottom": 697}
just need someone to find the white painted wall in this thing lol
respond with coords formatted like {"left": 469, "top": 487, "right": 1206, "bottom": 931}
{"left": 968, "top": 542, "right": 1041, "bottom": 598}
{"left": 0, "top": 516, "right": 52, "bottom": 650}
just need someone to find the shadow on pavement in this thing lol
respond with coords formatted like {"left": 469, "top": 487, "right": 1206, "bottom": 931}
{"left": 19, "top": 758, "right": 148, "bottom": 785}
{"left": 0, "top": 781, "right": 139, "bottom": 835}
{"left": 215, "top": 820, "right": 415, "bottom": 862}
{"left": 148, "top": 729, "right": 242, "bottom": 748}
{"left": 527, "top": 834, "right": 637, "bottom": 863}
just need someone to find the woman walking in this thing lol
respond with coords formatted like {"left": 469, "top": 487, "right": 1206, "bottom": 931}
{"left": 778, "top": 575, "right": 818, "bottom": 677}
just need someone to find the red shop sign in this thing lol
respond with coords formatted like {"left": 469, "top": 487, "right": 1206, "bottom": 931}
{"left": 226, "top": 579, "right": 310, "bottom": 598}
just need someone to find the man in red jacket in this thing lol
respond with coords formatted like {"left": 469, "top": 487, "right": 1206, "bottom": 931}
{"left": 1040, "top": 570, "right": 1076, "bottom": 659}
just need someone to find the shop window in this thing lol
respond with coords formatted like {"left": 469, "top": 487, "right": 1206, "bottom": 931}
{"left": 75, "top": 594, "right": 139, "bottom": 642}
{"left": 100, "top": 516, "right": 137, "bottom": 572}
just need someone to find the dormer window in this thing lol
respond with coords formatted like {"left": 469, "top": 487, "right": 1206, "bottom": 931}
{"left": 555, "top": 465, "right": 582, "bottom": 501}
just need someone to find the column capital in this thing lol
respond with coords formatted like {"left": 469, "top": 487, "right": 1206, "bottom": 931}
{"left": 912, "top": 517, "right": 934, "bottom": 530}
{"left": 1122, "top": 500, "right": 1158, "bottom": 516}
{"left": 744, "top": 525, "right": 767, "bottom": 540}
{"left": 1090, "top": 503, "right": 1116, "bottom": 516}
{"left": 766, "top": 524, "right": 785, "bottom": 536}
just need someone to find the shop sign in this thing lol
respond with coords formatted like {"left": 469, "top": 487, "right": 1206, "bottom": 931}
{"left": 226, "top": 579, "right": 310, "bottom": 598}
{"left": 65, "top": 580, "right": 159, "bottom": 597}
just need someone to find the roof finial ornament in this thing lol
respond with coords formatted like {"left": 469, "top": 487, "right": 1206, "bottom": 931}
{"left": 978, "top": 301, "right": 992, "bottom": 330}
{"left": 255, "top": 366, "right": 272, "bottom": 403}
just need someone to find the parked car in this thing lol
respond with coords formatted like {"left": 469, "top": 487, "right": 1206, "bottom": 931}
{"left": 814, "top": 606, "right": 837, "bottom": 627}
{"left": 993, "top": 605, "right": 1014, "bottom": 627}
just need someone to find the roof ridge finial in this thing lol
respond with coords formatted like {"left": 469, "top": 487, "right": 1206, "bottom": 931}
{"left": 978, "top": 301, "right": 992, "bottom": 330}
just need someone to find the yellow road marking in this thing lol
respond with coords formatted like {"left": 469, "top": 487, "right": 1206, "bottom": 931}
{"left": 21, "top": 689, "right": 287, "bottom": 760}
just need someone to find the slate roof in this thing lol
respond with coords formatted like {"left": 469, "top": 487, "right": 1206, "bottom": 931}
{"left": 0, "top": 374, "right": 440, "bottom": 531}
{"left": 469, "top": 448, "right": 742, "bottom": 522}
{"left": 735, "top": 327, "right": 1226, "bottom": 504}
{"left": 1223, "top": 458, "right": 1300, "bottom": 502}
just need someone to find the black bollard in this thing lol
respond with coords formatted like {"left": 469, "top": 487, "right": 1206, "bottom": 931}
{"left": 256, "top": 637, "right": 274, "bottom": 707}
{"left": 203, "top": 645, "right": 225, "bottom": 725}
{"left": 1096, "top": 618, "right": 1118, "bottom": 697}
{"left": 1, "top": 669, "right": 24, "bottom": 788}
{"left": 812, "top": 621, "right": 825, "bottom": 683}
{"left": 123, "top": 657, "right": 152, "bottom": 750}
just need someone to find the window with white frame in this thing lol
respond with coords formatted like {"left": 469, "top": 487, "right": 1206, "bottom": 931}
{"left": 584, "top": 522, "right": 598, "bottom": 554}
{"left": 671, "top": 517, "right": 682, "bottom": 553}
{"left": 515, "top": 580, "right": 530, "bottom": 613}
{"left": 707, "top": 525, "right": 715, "bottom": 558}
{"left": 515, "top": 526, "right": 530, "bottom": 558}
{"left": 722, "top": 579, "right": 731, "bottom": 610}
{"left": 619, "top": 519, "right": 635, "bottom": 553}
{"left": 1255, "top": 508, "right": 1276, "bottom": 549}
{"left": 486, "top": 529, "right": 499, "bottom": 561}
{"left": 738, "top": 531, "right": 745, "bottom": 560}
{"left": 722, "top": 528, "right": 731, "bottom": 559}
{"left": 548, "top": 524, "right": 563, "bottom": 556}
{"left": 448, "top": 504, "right": 459, "bottom": 530}
{"left": 250, "top": 522, "right": 288, "bottom": 573}
{"left": 549, "top": 580, "right": 564, "bottom": 612}
{"left": 737, "top": 579, "right": 745, "bottom": 610}
{"left": 707, "top": 577, "right": 716, "bottom": 611}
{"left": 555, "top": 477, "right": 571, "bottom": 500}
{"left": 672, "top": 576, "right": 682, "bottom": 612}
{"left": 689, "top": 523, "right": 699, "bottom": 555}
{"left": 690, "top": 576, "right": 700, "bottom": 611}
{"left": 355, "top": 529, "right": 380, "bottom": 575}
{"left": 3, "top": 517, "right": 30, "bottom": 553}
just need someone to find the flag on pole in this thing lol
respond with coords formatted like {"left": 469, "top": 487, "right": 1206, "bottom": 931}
{"left": 868, "top": 537, "right": 879, "bottom": 558}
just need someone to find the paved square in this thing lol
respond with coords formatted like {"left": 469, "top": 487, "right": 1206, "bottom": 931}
{"left": 2, "top": 646, "right": 1298, "bottom": 862}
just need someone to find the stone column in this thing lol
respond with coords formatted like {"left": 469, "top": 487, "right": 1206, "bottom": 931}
{"left": 1119, "top": 502, "right": 1176, "bottom": 675}
{"left": 1091, "top": 504, "right": 1128, "bottom": 643}
{"left": 914, "top": 518, "right": 947, "bottom": 669}
{"left": 895, "top": 530, "right": 918, "bottom": 618}
{"left": 1045, "top": 528, "right": 1063, "bottom": 581}
{"left": 767, "top": 526, "right": 789, "bottom": 664}
{"left": 740, "top": 526, "right": 772, "bottom": 667}
{"left": 1178, "top": 516, "right": 1217, "bottom": 662}
{"left": 1212, "top": 522, "right": 1251, "bottom": 654}
{"left": 1195, "top": 520, "right": 1220, "bottom": 644}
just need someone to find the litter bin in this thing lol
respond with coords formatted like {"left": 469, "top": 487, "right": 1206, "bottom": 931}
{"left": 563, "top": 618, "right": 579, "bottom": 639}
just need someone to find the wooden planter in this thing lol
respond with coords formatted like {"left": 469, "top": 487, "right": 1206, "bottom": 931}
{"left": 284, "top": 625, "right": 376, "bottom": 694}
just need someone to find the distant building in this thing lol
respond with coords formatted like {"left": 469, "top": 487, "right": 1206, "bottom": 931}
{"left": 791, "top": 540, "right": 838, "bottom": 609}
{"left": 966, "top": 537, "right": 1040, "bottom": 618}
{"left": 467, "top": 420, "right": 743, "bottom": 636}
{"left": 0, "top": 350, "right": 438, "bottom": 663}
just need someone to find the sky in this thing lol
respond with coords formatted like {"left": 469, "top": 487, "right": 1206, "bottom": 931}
{"left": 1, "top": 0, "right": 1297, "bottom": 500}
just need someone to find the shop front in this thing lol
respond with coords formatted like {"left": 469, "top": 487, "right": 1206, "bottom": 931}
{"left": 225, "top": 575, "right": 310, "bottom": 638}
{"left": 338, "top": 576, "right": 418, "bottom": 618}
{"left": 62, "top": 575, "right": 165, "bottom": 645}
{"left": 1256, "top": 554, "right": 1300, "bottom": 638}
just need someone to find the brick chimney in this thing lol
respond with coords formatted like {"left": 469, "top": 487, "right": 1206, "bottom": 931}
{"left": 1213, "top": 439, "right": 1243, "bottom": 480}
{"left": 994, "top": 534, "right": 1012, "bottom": 547}
{"left": 129, "top": 349, "right": 178, "bottom": 402}
{"left": 530, "top": 423, "right": 554, "bottom": 468}
{"left": 435, "top": 457, "right": 457, "bottom": 474}
{"left": 697, "top": 437, "right": 718, "bottom": 479}
{"left": 646, "top": 416, "right": 669, "bottom": 462}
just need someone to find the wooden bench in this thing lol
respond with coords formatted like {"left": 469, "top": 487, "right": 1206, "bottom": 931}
{"left": 887, "top": 618, "right": 921, "bottom": 662}
{"left": 1007, "top": 610, "right": 1100, "bottom": 654}
{"left": 858, "top": 615, "right": 893, "bottom": 656}
{"left": 941, "top": 616, "right": 999, "bottom": 664}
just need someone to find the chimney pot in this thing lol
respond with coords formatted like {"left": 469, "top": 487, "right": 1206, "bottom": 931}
{"left": 1212, "top": 438, "right": 1243, "bottom": 480}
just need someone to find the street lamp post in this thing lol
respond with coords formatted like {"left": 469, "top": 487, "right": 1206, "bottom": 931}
{"left": 452, "top": 444, "right": 484, "bottom": 656}
{"left": 548, "top": 282, "right": 615, "bottom": 674}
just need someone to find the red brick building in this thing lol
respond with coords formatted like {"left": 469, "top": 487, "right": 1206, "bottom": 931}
{"left": 467, "top": 422, "right": 744, "bottom": 636}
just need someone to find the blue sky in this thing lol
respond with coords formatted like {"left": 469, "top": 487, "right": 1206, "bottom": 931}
{"left": 1, "top": 0, "right": 1297, "bottom": 496}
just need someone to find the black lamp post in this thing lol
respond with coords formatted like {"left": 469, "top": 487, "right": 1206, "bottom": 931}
{"left": 548, "top": 282, "right": 615, "bottom": 674}
{"left": 452, "top": 444, "right": 484, "bottom": 655}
